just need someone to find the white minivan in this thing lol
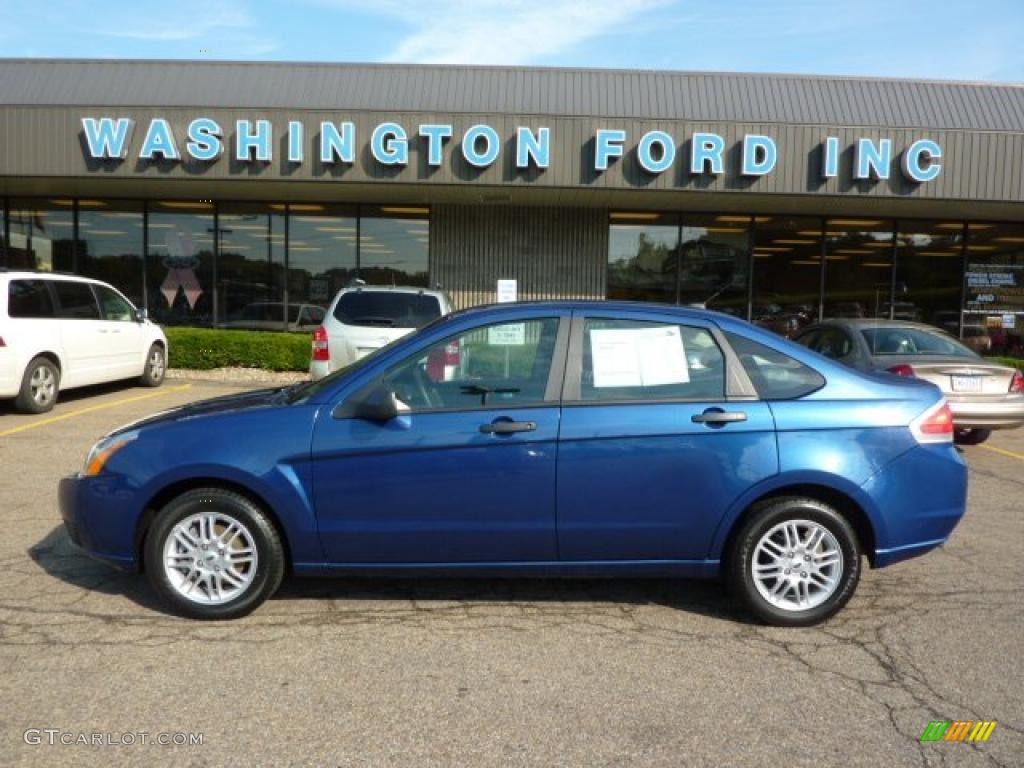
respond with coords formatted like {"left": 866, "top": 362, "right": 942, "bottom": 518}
{"left": 0, "top": 271, "right": 168, "bottom": 413}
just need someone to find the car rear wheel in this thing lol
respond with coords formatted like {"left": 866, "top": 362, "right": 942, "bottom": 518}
{"left": 139, "top": 343, "right": 166, "bottom": 387}
{"left": 15, "top": 356, "right": 60, "bottom": 414}
{"left": 729, "top": 497, "right": 861, "bottom": 626}
{"left": 954, "top": 428, "right": 991, "bottom": 446}
{"left": 144, "top": 488, "right": 285, "bottom": 620}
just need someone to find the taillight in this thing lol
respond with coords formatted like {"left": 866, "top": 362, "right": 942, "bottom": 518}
{"left": 443, "top": 340, "right": 460, "bottom": 366}
{"left": 910, "top": 400, "right": 954, "bottom": 444}
{"left": 1010, "top": 369, "right": 1024, "bottom": 394}
{"left": 311, "top": 326, "right": 330, "bottom": 362}
{"left": 0, "top": 336, "right": 5, "bottom": 347}
{"left": 887, "top": 364, "right": 915, "bottom": 377}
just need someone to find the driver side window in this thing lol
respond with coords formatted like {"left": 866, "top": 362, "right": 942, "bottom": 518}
{"left": 380, "top": 318, "right": 561, "bottom": 411}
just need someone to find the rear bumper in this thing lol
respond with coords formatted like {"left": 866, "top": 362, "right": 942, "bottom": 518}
{"left": 948, "top": 397, "right": 1024, "bottom": 429}
{"left": 59, "top": 474, "right": 140, "bottom": 572}
{"left": 861, "top": 443, "right": 968, "bottom": 568}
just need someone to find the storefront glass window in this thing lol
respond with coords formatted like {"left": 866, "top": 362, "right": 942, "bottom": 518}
{"left": 678, "top": 214, "right": 750, "bottom": 317}
{"left": 963, "top": 222, "right": 1024, "bottom": 357}
{"left": 894, "top": 220, "right": 965, "bottom": 334}
{"left": 77, "top": 200, "right": 144, "bottom": 307}
{"left": 359, "top": 207, "right": 430, "bottom": 287}
{"left": 823, "top": 218, "right": 895, "bottom": 319}
{"left": 607, "top": 213, "right": 680, "bottom": 303}
{"left": 8, "top": 199, "right": 75, "bottom": 272}
{"left": 217, "top": 203, "right": 287, "bottom": 330}
{"left": 146, "top": 202, "right": 215, "bottom": 326}
{"left": 287, "top": 205, "right": 358, "bottom": 315}
{"left": 751, "top": 216, "right": 822, "bottom": 337}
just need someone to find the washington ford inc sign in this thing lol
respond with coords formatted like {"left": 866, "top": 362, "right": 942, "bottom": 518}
{"left": 81, "top": 116, "right": 944, "bottom": 183}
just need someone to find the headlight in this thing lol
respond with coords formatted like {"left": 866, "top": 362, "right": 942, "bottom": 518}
{"left": 83, "top": 431, "right": 138, "bottom": 477}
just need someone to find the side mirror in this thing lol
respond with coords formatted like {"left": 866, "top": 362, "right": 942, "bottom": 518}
{"left": 349, "top": 384, "right": 406, "bottom": 422}
{"left": 135, "top": 307, "right": 149, "bottom": 323}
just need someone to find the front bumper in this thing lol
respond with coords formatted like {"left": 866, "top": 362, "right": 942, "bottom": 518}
{"left": 59, "top": 474, "right": 140, "bottom": 572}
{"left": 948, "top": 396, "right": 1024, "bottom": 429}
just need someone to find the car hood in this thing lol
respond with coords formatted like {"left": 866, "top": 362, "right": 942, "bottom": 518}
{"left": 108, "top": 386, "right": 288, "bottom": 437}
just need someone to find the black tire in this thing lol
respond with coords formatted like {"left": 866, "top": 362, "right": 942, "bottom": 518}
{"left": 954, "top": 428, "right": 991, "bottom": 446}
{"left": 139, "top": 343, "right": 166, "bottom": 387}
{"left": 14, "top": 356, "right": 60, "bottom": 414}
{"left": 728, "top": 497, "right": 861, "bottom": 627}
{"left": 144, "top": 488, "right": 285, "bottom": 620}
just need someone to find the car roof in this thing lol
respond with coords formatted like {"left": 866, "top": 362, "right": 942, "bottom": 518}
{"left": 441, "top": 300, "right": 743, "bottom": 325}
{"left": 338, "top": 285, "right": 447, "bottom": 297}
{"left": 0, "top": 270, "right": 109, "bottom": 286}
{"left": 806, "top": 318, "right": 951, "bottom": 332}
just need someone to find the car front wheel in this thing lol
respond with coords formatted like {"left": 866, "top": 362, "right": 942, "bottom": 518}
{"left": 729, "top": 497, "right": 861, "bottom": 626}
{"left": 144, "top": 488, "right": 285, "bottom": 620}
{"left": 139, "top": 343, "right": 166, "bottom": 387}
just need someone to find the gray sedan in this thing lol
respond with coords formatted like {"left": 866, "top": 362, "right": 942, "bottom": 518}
{"left": 794, "top": 319, "right": 1024, "bottom": 444}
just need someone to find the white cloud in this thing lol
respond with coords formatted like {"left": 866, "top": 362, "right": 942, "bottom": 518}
{"left": 314, "top": 0, "right": 675, "bottom": 65}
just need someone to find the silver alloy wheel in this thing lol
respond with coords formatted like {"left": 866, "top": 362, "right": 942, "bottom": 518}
{"left": 30, "top": 365, "right": 57, "bottom": 406}
{"left": 148, "top": 348, "right": 165, "bottom": 380}
{"left": 162, "top": 512, "right": 259, "bottom": 605}
{"left": 752, "top": 519, "right": 843, "bottom": 612}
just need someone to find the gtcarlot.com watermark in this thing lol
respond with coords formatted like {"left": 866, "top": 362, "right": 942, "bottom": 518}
{"left": 24, "top": 729, "right": 203, "bottom": 747}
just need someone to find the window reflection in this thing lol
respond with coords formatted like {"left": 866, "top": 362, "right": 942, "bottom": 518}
{"left": 217, "top": 203, "right": 286, "bottom": 330}
{"left": 607, "top": 213, "right": 679, "bottom": 303}
{"left": 147, "top": 202, "right": 215, "bottom": 326}
{"left": 963, "top": 222, "right": 1024, "bottom": 357}
{"left": 751, "top": 216, "right": 821, "bottom": 337}
{"left": 823, "top": 218, "right": 894, "bottom": 319}
{"left": 895, "top": 220, "right": 964, "bottom": 334}
{"left": 359, "top": 207, "right": 430, "bottom": 287}
{"left": 8, "top": 200, "right": 75, "bottom": 272}
{"left": 678, "top": 214, "right": 749, "bottom": 316}
{"left": 287, "top": 205, "right": 357, "bottom": 315}
{"left": 77, "top": 201, "right": 144, "bottom": 307}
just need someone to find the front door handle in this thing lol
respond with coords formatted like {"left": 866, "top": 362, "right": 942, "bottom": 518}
{"left": 691, "top": 409, "right": 748, "bottom": 425}
{"left": 480, "top": 420, "right": 537, "bottom": 434}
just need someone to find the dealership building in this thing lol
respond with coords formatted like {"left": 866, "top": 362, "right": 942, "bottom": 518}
{"left": 0, "top": 58, "right": 1022, "bottom": 343}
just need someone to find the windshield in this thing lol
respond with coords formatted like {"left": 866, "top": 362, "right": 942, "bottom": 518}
{"left": 334, "top": 291, "right": 441, "bottom": 329}
{"left": 860, "top": 327, "right": 978, "bottom": 358}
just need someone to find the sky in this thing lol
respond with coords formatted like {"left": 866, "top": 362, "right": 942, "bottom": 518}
{"left": 1, "top": 0, "right": 1022, "bottom": 82}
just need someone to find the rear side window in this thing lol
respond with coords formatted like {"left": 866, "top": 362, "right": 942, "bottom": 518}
{"left": 7, "top": 280, "right": 56, "bottom": 318}
{"left": 334, "top": 291, "right": 442, "bottom": 329}
{"left": 726, "top": 332, "right": 825, "bottom": 400}
{"left": 94, "top": 285, "right": 135, "bottom": 321}
{"left": 53, "top": 281, "right": 101, "bottom": 320}
{"left": 580, "top": 318, "right": 725, "bottom": 402}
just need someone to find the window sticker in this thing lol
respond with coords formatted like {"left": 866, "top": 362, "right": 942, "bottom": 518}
{"left": 488, "top": 323, "right": 526, "bottom": 346}
{"left": 590, "top": 326, "right": 689, "bottom": 387}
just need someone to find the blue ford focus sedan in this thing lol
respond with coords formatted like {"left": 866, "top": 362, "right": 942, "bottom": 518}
{"left": 59, "top": 302, "right": 967, "bottom": 625}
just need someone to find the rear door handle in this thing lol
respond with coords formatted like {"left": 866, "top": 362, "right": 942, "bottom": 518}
{"left": 480, "top": 420, "right": 537, "bottom": 434}
{"left": 691, "top": 409, "right": 748, "bottom": 425}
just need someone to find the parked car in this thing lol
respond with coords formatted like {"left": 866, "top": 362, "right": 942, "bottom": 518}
{"left": 220, "top": 302, "right": 326, "bottom": 332}
{"left": 61, "top": 302, "right": 967, "bottom": 626}
{"left": 0, "top": 271, "right": 167, "bottom": 413}
{"left": 794, "top": 319, "right": 1024, "bottom": 444}
{"left": 310, "top": 285, "right": 452, "bottom": 379}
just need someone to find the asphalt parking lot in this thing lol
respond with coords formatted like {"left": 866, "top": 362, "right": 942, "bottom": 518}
{"left": 1, "top": 378, "right": 1021, "bottom": 767}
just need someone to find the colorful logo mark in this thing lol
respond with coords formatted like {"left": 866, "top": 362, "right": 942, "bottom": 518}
{"left": 920, "top": 720, "right": 997, "bottom": 743}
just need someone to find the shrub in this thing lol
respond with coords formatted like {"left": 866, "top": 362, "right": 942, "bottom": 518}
{"left": 165, "top": 327, "right": 311, "bottom": 371}
{"left": 989, "top": 356, "right": 1024, "bottom": 371}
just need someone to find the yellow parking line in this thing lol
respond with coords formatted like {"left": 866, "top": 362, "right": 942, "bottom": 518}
{"left": 0, "top": 383, "right": 192, "bottom": 437}
{"left": 978, "top": 443, "right": 1024, "bottom": 462}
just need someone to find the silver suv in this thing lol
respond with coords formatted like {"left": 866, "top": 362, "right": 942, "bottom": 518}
{"left": 309, "top": 285, "right": 452, "bottom": 379}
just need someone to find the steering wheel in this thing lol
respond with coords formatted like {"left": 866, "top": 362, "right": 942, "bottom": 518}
{"left": 410, "top": 363, "right": 440, "bottom": 409}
